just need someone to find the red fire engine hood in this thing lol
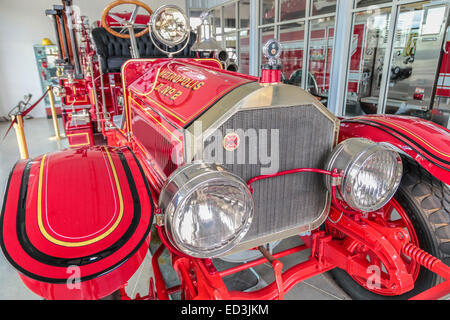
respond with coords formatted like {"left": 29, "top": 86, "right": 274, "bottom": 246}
{"left": 125, "top": 59, "right": 259, "bottom": 128}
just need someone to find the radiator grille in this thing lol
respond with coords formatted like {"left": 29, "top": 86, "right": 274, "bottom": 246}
{"left": 131, "top": 109, "right": 178, "bottom": 177}
{"left": 203, "top": 105, "right": 335, "bottom": 246}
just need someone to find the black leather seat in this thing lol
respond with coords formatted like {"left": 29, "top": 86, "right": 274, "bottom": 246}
{"left": 91, "top": 28, "right": 197, "bottom": 73}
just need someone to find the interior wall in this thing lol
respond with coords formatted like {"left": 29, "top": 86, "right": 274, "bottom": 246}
{"left": 0, "top": 0, "right": 185, "bottom": 118}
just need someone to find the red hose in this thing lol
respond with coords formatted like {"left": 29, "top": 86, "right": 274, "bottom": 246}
{"left": 247, "top": 168, "right": 339, "bottom": 194}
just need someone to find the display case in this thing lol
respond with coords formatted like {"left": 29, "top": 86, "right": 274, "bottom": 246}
{"left": 33, "top": 44, "right": 62, "bottom": 116}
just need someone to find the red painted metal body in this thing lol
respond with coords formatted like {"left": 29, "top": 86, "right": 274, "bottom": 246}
{"left": 125, "top": 58, "right": 254, "bottom": 128}
{"left": 260, "top": 68, "right": 282, "bottom": 84}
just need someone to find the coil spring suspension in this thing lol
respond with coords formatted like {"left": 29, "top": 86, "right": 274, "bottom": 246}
{"left": 401, "top": 243, "right": 450, "bottom": 300}
{"left": 402, "top": 242, "right": 450, "bottom": 282}
{"left": 402, "top": 243, "right": 440, "bottom": 270}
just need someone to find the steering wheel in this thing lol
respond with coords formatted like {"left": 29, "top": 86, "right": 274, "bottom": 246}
{"left": 101, "top": 0, "right": 153, "bottom": 39}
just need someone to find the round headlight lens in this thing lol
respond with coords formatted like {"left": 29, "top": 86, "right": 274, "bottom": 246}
{"left": 326, "top": 138, "right": 403, "bottom": 212}
{"left": 159, "top": 162, "right": 254, "bottom": 258}
{"left": 150, "top": 5, "right": 189, "bottom": 46}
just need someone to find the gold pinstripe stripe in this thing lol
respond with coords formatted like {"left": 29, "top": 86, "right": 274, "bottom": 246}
{"left": 37, "top": 147, "right": 124, "bottom": 247}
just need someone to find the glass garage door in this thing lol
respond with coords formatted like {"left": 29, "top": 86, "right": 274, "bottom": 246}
{"left": 344, "top": 0, "right": 450, "bottom": 118}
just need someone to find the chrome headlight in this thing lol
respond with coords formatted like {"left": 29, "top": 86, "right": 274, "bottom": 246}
{"left": 159, "top": 162, "right": 254, "bottom": 258}
{"left": 325, "top": 138, "right": 403, "bottom": 212}
{"left": 150, "top": 5, "right": 189, "bottom": 46}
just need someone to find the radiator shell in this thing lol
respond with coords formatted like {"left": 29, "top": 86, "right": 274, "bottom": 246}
{"left": 185, "top": 83, "right": 339, "bottom": 254}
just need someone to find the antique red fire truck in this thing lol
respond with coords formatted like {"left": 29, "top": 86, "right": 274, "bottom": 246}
{"left": 0, "top": 0, "right": 449, "bottom": 300}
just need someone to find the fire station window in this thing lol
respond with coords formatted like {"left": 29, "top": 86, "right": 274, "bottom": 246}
{"left": 239, "top": 0, "right": 250, "bottom": 29}
{"left": 189, "top": 10, "right": 203, "bottom": 30}
{"left": 308, "top": 17, "right": 335, "bottom": 98}
{"left": 260, "top": 0, "right": 275, "bottom": 25}
{"left": 213, "top": 8, "right": 222, "bottom": 34}
{"left": 260, "top": 26, "right": 275, "bottom": 45}
{"left": 344, "top": 7, "right": 392, "bottom": 116}
{"left": 225, "top": 34, "right": 237, "bottom": 61}
{"left": 311, "top": 0, "right": 336, "bottom": 16}
{"left": 384, "top": 1, "right": 449, "bottom": 116}
{"left": 279, "top": 0, "right": 306, "bottom": 22}
{"left": 239, "top": 30, "right": 250, "bottom": 74}
{"left": 279, "top": 22, "right": 305, "bottom": 84}
{"left": 355, "top": 0, "right": 392, "bottom": 8}
{"left": 224, "top": 3, "right": 237, "bottom": 32}
{"left": 216, "top": 34, "right": 223, "bottom": 45}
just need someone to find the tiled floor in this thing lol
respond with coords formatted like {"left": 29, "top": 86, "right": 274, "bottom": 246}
{"left": 0, "top": 118, "right": 350, "bottom": 300}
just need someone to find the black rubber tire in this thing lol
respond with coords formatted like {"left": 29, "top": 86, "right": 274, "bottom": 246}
{"left": 330, "top": 157, "right": 450, "bottom": 300}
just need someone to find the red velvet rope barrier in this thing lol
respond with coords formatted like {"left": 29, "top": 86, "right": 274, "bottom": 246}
{"left": 2, "top": 88, "right": 51, "bottom": 142}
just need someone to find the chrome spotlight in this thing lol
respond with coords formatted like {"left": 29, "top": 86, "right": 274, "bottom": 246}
{"left": 150, "top": 5, "right": 189, "bottom": 47}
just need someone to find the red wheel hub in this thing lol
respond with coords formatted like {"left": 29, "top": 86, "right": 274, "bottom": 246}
{"left": 326, "top": 198, "right": 420, "bottom": 296}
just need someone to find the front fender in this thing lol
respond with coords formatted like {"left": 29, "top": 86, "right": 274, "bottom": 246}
{"left": 339, "top": 115, "right": 450, "bottom": 185}
{"left": 0, "top": 146, "right": 154, "bottom": 300}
